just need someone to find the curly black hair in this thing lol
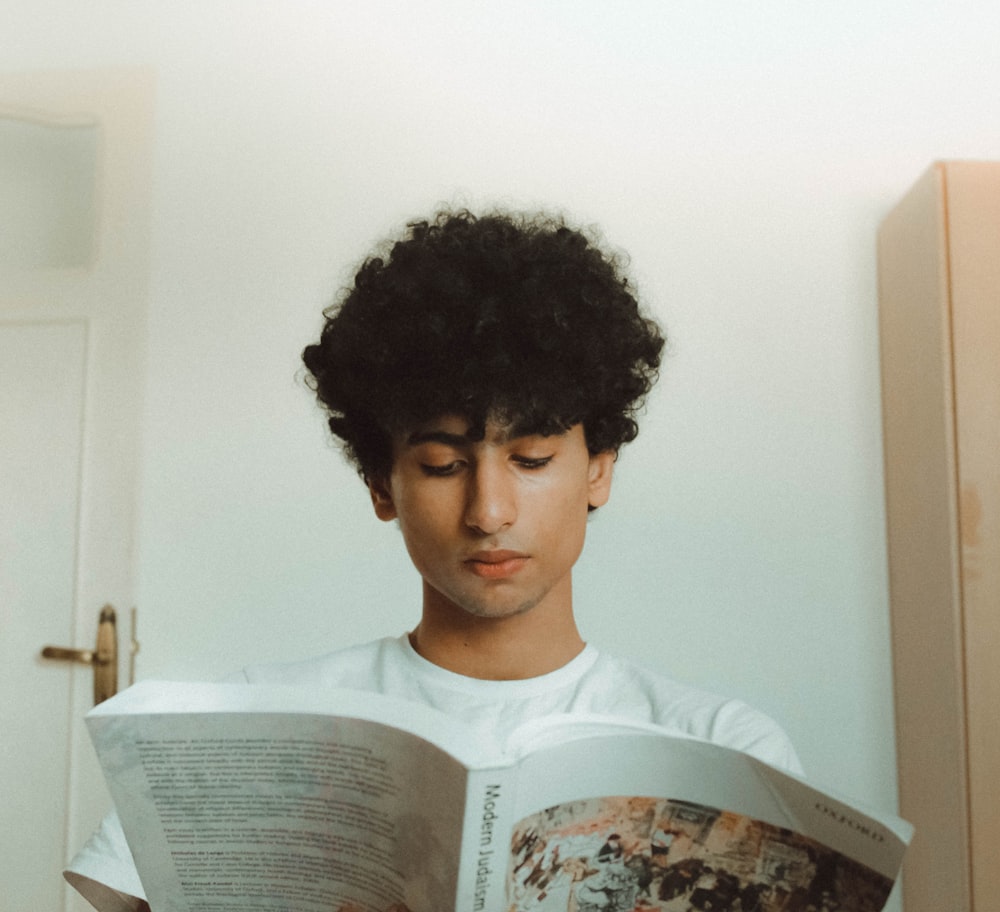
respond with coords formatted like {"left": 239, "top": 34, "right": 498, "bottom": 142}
{"left": 302, "top": 209, "right": 665, "bottom": 482}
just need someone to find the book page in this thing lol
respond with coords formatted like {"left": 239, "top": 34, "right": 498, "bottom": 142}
{"left": 500, "top": 721, "right": 910, "bottom": 912}
{"left": 88, "top": 683, "right": 479, "bottom": 912}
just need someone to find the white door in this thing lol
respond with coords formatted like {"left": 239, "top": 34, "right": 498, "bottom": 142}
{"left": 0, "top": 69, "right": 154, "bottom": 911}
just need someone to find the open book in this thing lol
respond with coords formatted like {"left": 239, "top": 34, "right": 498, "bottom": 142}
{"left": 86, "top": 681, "right": 911, "bottom": 912}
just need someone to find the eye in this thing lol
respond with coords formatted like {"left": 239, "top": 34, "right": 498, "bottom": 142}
{"left": 420, "top": 461, "right": 464, "bottom": 477}
{"left": 513, "top": 455, "right": 553, "bottom": 470}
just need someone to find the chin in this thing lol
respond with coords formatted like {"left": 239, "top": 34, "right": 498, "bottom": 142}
{"left": 458, "top": 595, "right": 544, "bottom": 621}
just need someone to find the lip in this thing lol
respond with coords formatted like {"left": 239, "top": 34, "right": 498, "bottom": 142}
{"left": 464, "top": 550, "right": 529, "bottom": 579}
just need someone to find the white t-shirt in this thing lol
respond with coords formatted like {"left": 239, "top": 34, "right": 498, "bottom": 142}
{"left": 65, "top": 635, "right": 802, "bottom": 910}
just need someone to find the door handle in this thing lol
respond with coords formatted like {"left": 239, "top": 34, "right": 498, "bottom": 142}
{"left": 41, "top": 604, "right": 118, "bottom": 705}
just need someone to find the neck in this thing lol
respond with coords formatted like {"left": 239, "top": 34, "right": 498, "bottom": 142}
{"left": 410, "top": 581, "right": 585, "bottom": 680}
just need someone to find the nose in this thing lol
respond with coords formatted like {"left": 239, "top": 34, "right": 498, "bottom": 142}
{"left": 464, "top": 460, "right": 516, "bottom": 535}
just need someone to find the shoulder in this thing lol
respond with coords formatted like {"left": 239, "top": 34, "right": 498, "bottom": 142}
{"left": 584, "top": 652, "right": 804, "bottom": 775}
{"left": 65, "top": 810, "right": 148, "bottom": 908}
{"left": 239, "top": 635, "right": 409, "bottom": 688}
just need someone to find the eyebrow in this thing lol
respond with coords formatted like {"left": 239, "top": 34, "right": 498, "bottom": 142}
{"left": 405, "top": 429, "right": 474, "bottom": 448}
{"left": 405, "top": 424, "right": 566, "bottom": 448}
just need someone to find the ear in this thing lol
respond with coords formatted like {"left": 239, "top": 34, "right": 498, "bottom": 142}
{"left": 587, "top": 450, "right": 615, "bottom": 509}
{"left": 367, "top": 475, "right": 398, "bottom": 522}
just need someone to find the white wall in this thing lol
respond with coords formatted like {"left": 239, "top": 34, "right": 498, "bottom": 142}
{"left": 9, "top": 0, "right": 1000, "bottom": 868}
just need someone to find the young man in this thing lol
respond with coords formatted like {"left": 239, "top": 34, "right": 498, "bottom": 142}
{"left": 66, "top": 209, "right": 801, "bottom": 911}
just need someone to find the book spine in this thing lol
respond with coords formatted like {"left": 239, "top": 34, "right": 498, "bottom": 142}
{"left": 455, "top": 770, "right": 514, "bottom": 912}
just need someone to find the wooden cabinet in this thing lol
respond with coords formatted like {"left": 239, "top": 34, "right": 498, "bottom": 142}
{"left": 878, "top": 161, "right": 1000, "bottom": 912}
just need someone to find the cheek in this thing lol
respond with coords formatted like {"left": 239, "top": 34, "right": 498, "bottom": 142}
{"left": 396, "top": 517, "right": 441, "bottom": 578}
{"left": 395, "top": 493, "right": 453, "bottom": 554}
{"left": 541, "top": 486, "right": 591, "bottom": 550}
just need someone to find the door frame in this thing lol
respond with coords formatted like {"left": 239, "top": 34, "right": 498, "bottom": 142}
{"left": 0, "top": 67, "right": 155, "bottom": 909}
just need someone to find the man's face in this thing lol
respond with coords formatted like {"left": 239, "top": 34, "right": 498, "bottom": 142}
{"left": 369, "top": 416, "right": 614, "bottom": 622}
